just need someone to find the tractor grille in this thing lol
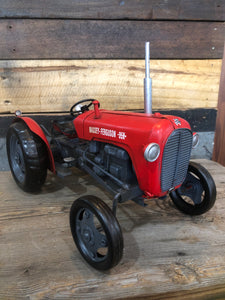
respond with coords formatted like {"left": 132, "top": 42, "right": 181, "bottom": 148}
{"left": 161, "top": 129, "right": 193, "bottom": 192}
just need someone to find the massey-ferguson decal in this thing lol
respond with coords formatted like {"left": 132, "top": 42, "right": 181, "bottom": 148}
{"left": 89, "top": 126, "right": 127, "bottom": 140}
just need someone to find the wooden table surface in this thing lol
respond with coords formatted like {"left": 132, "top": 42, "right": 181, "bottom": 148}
{"left": 1, "top": 159, "right": 225, "bottom": 299}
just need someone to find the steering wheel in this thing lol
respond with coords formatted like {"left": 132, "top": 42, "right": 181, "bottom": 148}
{"left": 70, "top": 99, "right": 99, "bottom": 116}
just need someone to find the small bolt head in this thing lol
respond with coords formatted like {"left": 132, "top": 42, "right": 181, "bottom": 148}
{"left": 84, "top": 210, "right": 90, "bottom": 219}
{"left": 101, "top": 237, "right": 107, "bottom": 247}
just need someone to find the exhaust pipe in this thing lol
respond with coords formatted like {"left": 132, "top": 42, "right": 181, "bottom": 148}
{"left": 144, "top": 42, "right": 152, "bottom": 114}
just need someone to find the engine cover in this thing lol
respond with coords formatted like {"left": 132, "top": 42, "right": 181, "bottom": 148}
{"left": 74, "top": 110, "right": 192, "bottom": 198}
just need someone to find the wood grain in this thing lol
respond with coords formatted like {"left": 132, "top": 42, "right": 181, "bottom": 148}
{"left": 0, "top": 59, "right": 221, "bottom": 114}
{"left": 0, "top": 159, "right": 225, "bottom": 299}
{"left": 0, "top": 0, "right": 224, "bottom": 21}
{"left": 0, "top": 20, "right": 224, "bottom": 59}
{"left": 212, "top": 45, "right": 225, "bottom": 166}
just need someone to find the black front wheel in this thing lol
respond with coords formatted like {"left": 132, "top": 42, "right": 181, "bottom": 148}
{"left": 6, "top": 121, "right": 48, "bottom": 192}
{"left": 169, "top": 161, "right": 216, "bottom": 215}
{"left": 70, "top": 195, "right": 123, "bottom": 270}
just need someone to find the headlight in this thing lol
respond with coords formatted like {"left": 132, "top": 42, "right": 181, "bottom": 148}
{"left": 192, "top": 133, "right": 199, "bottom": 148}
{"left": 144, "top": 143, "right": 160, "bottom": 162}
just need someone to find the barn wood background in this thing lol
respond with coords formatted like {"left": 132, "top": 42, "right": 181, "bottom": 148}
{"left": 1, "top": 1, "right": 225, "bottom": 299}
{"left": 0, "top": 1, "right": 224, "bottom": 116}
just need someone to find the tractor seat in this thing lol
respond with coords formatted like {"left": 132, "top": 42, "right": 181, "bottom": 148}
{"left": 52, "top": 116, "right": 77, "bottom": 138}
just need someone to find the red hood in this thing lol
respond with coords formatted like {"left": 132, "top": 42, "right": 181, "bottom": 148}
{"left": 74, "top": 109, "right": 192, "bottom": 197}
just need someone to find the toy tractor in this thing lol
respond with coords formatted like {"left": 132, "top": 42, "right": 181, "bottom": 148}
{"left": 6, "top": 43, "right": 216, "bottom": 270}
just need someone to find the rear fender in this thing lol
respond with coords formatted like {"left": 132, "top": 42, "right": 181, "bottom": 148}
{"left": 13, "top": 117, "right": 55, "bottom": 173}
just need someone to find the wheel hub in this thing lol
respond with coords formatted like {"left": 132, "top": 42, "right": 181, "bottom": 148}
{"left": 10, "top": 134, "right": 25, "bottom": 182}
{"left": 82, "top": 227, "right": 94, "bottom": 245}
{"left": 178, "top": 173, "right": 204, "bottom": 205}
{"left": 83, "top": 230, "right": 91, "bottom": 241}
{"left": 75, "top": 208, "right": 109, "bottom": 262}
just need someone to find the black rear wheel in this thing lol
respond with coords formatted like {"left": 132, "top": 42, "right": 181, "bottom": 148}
{"left": 70, "top": 195, "right": 123, "bottom": 270}
{"left": 6, "top": 121, "right": 48, "bottom": 192}
{"left": 169, "top": 161, "right": 216, "bottom": 215}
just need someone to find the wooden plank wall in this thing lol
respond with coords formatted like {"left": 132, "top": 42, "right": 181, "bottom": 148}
{"left": 0, "top": 60, "right": 221, "bottom": 113}
{"left": 213, "top": 45, "right": 225, "bottom": 166}
{"left": 0, "top": 1, "right": 224, "bottom": 114}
